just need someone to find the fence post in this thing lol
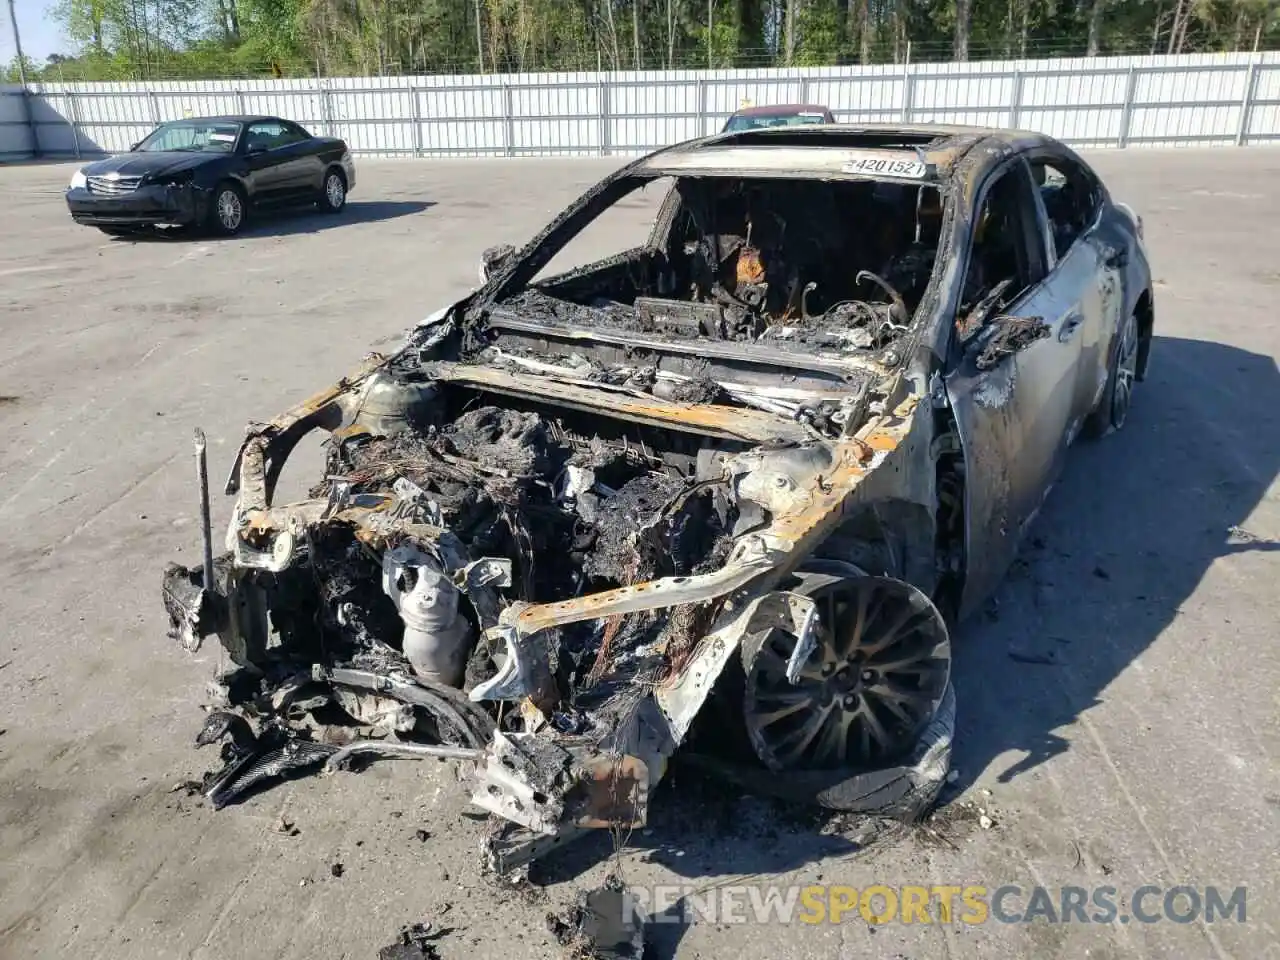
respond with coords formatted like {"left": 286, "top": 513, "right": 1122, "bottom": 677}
{"left": 1117, "top": 66, "right": 1138, "bottom": 148}
{"left": 1236, "top": 60, "right": 1261, "bottom": 147}
{"left": 320, "top": 85, "right": 334, "bottom": 139}
{"left": 799, "top": 75, "right": 810, "bottom": 105}
{"left": 697, "top": 77, "right": 707, "bottom": 137}
{"left": 236, "top": 88, "right": 246, "bottom": 116}
{"left": 409, "top": 84, "right": 422, "bottom": 158}
{"left": 67, "top": 90, "right": 81, "bottom": 160}
{"left": 1009, "top": 70, "right": 1024, "bottom": 129}
{"left": 148, "top": 89, "right": 161, "bottom": 125}
{"left": 598, "top": 79, "right": 610, "bottom": 157}
{"left": 15, "top": 86, "right": 37, "bottom": 158}
{"left": 503, "top": 84, "right": 515, "bottom": 158}
{"left": 900, "top": 68, "right": 915, "bottom": 123}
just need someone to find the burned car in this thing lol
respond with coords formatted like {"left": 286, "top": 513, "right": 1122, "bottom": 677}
{"left": 163, "top": 124, "right": 1152, "bottom": 873}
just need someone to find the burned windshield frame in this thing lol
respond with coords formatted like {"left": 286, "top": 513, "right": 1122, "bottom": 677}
{"left": 480, "top": 166, "right": 954, "bottom": 363}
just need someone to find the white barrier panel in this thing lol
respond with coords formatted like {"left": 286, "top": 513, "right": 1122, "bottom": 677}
{"left": 3, "top": 52, "right": 1279, "bottom": 160}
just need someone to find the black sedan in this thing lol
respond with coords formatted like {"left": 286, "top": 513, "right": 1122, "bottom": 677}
{"left": 65, "top": 115, "right": 356, "bottom": 237}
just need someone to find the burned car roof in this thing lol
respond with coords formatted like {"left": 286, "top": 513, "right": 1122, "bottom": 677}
{"left": 633, "top": 123, "right": 1055, "bottom": 180}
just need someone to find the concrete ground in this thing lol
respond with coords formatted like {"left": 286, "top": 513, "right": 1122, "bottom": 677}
{"left": 0, "top": 149, "right": 1277, "bottom": 960}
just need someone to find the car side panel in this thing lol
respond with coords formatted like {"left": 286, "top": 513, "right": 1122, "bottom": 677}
{"left": 242, "top": 144, "right": 288, "bottom": 202}
{"left": 941, "top": 157, "right": 1084, "bottom": 619}
{"left": 1095, "top": 203, "right": 1153, "bottom": 377}
{"left": 1046, "top": 236, "right": 1110, "bottom": 431}
{"left": 297, "top": 138, "right": 327, "bottom": 192}
{"left": 946, "top": 278, "right": 1083, "bottom": 619}
{"left": 272, "top": 140, "right": 322, "bottom": 197}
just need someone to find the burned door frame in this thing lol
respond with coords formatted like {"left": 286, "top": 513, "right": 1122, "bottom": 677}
{"left": 943, "top": 155, "right": 1085, "bottom": 620}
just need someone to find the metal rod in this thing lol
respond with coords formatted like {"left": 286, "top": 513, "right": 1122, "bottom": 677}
{"left": 324, "top": 741, "right": 483, "bottom": 773}
{"left": 5, "top": 0, "right": 26, "bottom": 86}
{"left": 6, "top": 0, "right": 37, "bottom": 158}
{"left": 194, "top": 428, "right": 215, "bottom": 592}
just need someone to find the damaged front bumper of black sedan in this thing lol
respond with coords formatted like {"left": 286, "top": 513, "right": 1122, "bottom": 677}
{"left": 66, "top": 179, "right": 207, "bottom": 228}
{"left": 162, "top": 331, "right": 957, "bottom": 875}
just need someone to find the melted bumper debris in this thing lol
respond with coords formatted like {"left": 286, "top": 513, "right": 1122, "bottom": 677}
{"left": 546, "top": 876, "right": 646, "bottom": 960}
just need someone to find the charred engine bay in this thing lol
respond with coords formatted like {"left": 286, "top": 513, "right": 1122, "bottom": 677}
{"left": 170, "top": 381, "right": 770, "bottom": 808}
{"left": 482, "top": 175, "right": 942, "bottom": 358}
{"left": 313, "top": 398, "right": 743, "bottom": 675}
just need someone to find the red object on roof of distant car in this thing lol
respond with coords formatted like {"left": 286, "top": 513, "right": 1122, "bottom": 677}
{"left": 721, "top": 104, "right": 836, "bottom": 132}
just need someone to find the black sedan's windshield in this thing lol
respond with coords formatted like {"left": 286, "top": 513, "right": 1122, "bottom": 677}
{"left": 136, "top": 120, "right": 241, "bottom": 153}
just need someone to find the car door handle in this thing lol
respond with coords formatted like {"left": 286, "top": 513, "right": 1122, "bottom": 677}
{"left": 1058, "top": 311, "right": 1084, "bottom": 342}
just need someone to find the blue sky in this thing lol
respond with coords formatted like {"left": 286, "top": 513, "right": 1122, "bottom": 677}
{"left": 2, "top": 0, "right": 64, "bottom": 63}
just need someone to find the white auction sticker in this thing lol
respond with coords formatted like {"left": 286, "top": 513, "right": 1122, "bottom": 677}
{"left": 841, "top": 153, "right": 929, "bottom": 179}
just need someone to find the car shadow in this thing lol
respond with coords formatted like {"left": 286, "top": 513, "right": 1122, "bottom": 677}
{"left": 242, "top": 199, "right": 435, "bottom": 237}
{"left": 947, "top": 334, "right": 1280, "bottom": 791}
{"left": 100, "top": 200, "right": 434, "bottom": 242}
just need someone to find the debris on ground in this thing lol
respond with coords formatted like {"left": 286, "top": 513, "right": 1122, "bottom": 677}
{"left": 377, "top": 922, "right": 444, "bottom": 960}
{"left": 546, "top": 875, "right": 646, "bottom": 959}
{"left": 1227, "top": 525, "right": 1271, "bottom": 545}
{"left": 273, "top": 815, "right": 300, "bottom": 836}
{"left": 1007, "top": 645, "right": 1062, "bottom": 666}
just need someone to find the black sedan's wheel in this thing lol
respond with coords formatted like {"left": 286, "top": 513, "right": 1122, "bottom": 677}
{"left": 1084, "top": 308, "right": 1140, "bottom": 438}
{"left": 208, "top": 182, "right": 247, "bottom": 236}
{"left": 743, "top": 574, "right": 951, "bottom": 772}
{"left": 318, "top": 170, "right": 346, "bottom": 213}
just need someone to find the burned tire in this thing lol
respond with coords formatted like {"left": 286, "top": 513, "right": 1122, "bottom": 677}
{"left": 1083, "top": 308, "right": 1140, "bottom": 439}
{"left": 690, "top": 682, "right": 955, "bottom": 818}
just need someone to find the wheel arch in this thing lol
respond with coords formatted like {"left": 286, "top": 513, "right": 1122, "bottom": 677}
{"left": 1133, "top": 287, "right": 1154, "bottom": 380}
{"left": 323, "top": 162, "right": 348, "bottom": 188}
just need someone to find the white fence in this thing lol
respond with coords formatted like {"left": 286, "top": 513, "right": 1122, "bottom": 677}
{"left": 3, "top": 51, "right": 1280, "bottom": 161}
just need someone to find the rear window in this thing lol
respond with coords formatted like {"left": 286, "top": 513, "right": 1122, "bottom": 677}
{"left": 723, "top": 112, "right": 829, "bottom": 132}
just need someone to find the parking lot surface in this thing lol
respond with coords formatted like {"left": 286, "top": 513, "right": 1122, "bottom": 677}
{"left": 0, "top": 150, "right": 1277, "bottom": 960}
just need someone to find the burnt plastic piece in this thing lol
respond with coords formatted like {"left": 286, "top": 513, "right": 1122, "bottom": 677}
{"left": 546, "top": 875, "right": 646, "bottom": 959}
{"left": 634, "top": 296, "right": 724, "bottom": 337}
{"left": 196, "top": 712, "right": 336, "bottom": 809}
{"left": 161, "top": 562, "right": 227, "bottom": 652}
{"left": 975, "top": 316, "right": 1051, "bottom": 371}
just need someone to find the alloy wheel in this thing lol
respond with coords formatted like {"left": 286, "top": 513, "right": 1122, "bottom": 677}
{"left": 325, "top": 173, "right": 345, "bottom": 209}
{"left": 1112, "top": 311, "right": 1140, "bottom": 428}
{"left": 217, "top": 189, "right": 243, "bottom": 232}
{"left": 743, "top": 575, "right": 951, "bottom": 771}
